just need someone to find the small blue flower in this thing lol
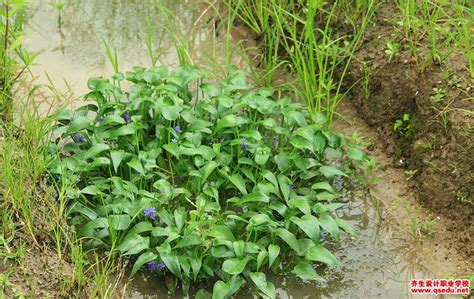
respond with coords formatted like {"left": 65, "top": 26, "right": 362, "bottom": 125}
{"left": 289, "top": 184, "right": 294, "bottom": 191}
{"left": 73, "top": 133, "right": 86, "bottom": 143}
{"left": 240, "top": 137, "right": 247, "bottom": 152}
{"left": 147, "top": 260, "right": 157, "bottom": 272}
{"left": 174, "top": 125, "right": 182, "bottom": 133}
{"left": 144, "top": 207, "right": 156, "bottom": 220}
{"left": 122, "top": 111, "right": 131, "bottom": 122}
{"left": 172, "top": 138, "right": 178, "bottom": 143}
{"left": 156, "top": 262, "right": 166, "bottom": 271}
{"left": 97, "top": 116, "right": 104, "bottom": 124}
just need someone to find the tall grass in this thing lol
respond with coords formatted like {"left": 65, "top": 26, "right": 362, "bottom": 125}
{"left": 229, "top": 0, "right": 377, "bottom": 123}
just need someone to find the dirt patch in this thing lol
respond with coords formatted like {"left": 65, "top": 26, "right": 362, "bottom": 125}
{"left": 1, "top": 237, "right": 74, "bottom": 297}
{"left": 346, "top": 2, "right": 473, "bottom": 267}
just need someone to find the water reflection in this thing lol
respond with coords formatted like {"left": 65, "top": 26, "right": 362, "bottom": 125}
{"left": 24, "top": 0, "right": 241, "bottom": 98}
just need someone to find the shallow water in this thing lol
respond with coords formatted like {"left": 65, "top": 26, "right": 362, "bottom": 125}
{"left": 24, "top": 0, "right": 244, "bottom": 99}
{"left": 24, "top": 1, "right": 431, "bottom": 298}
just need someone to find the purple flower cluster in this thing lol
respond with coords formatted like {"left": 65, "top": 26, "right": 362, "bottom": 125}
{"left": 289, "top": 184, "right": 295, "bottom": 191}
{"left": 172, "top": 138, "right": 178, "bottom": 143}
{"left": 147, "top": 260, "right": 166, "bottom": 272}
{"left": 144, "top": 207, "right": 156, "bottom": 220}
{"left": 240, "top": 138, "right": 247, "bottom": 152}
{"left": 122, "top": 111, "right": 131, "bottom": 122}
{"left": 97, "top": 116, "right": 104, "bottom": 124}
{"left": 174, "top": 125, "right": 182, "bottom": 133}
{"left": 73, "top": 133, "right": 86, "bottom": 143}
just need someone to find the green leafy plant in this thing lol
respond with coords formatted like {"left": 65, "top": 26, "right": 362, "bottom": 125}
{"left": 47, "top": 65, "right": 365, "bottom": 298}
{"left": 385, "top": 42, "right": 401, "bottom": 62}
{"left": 430, "top": 87, "right": 446, "bottom": 103}
{"left": 393, "top": 113, "right": 412, "bottom": 137}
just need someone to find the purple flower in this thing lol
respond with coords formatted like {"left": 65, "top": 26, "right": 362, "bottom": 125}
{"left": 289, "top": 184, "right": 294, "bottom": 191}
{"left": 73, "top": 133, "right": 86, "bottom": 143}
{"left": 172, "top": 138, "right": 178, "bottom": 143}
{"left": 122, "top": 111, "right": 131, "bottom": 122}
{"left": 156, "top": 262, "right": 166, "bottom": 271}
{"left": 147, "top": 260, "right": 165, "bottom": 272}
{"left": 97, "top": 116, "right": 104, "bottom": 124}
{"left": 144, "top": 207, "right": 156, "bottom": 220}
{"left": 174, "top": 125, "right": 182, "bottom": 133}
{"left": 147, "top": 261, "right": 157, "bottom": 272}
{"left": 240, "top": 137, "right": 247, "bottom": 152}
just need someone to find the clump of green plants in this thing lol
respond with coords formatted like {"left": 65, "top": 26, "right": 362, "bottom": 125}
{"left": 47, "top": 65, "right": 368, "bottom": 297}
{"left": 1, "top": 0, "right": 36, "bottom": 121}
{"left": 393, "top": 113, "right": 412, "bottom": 137}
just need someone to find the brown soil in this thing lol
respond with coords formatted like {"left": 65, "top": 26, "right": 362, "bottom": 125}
{"left": 346, "top": 2, "right": 473, "bottom": 268}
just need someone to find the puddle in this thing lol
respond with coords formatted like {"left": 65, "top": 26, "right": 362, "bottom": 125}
{"left": 22, "top": 1, "right": 457, "bottom": 298}
{"left": 23, "top": 0, "right": 245, "bottom": 100}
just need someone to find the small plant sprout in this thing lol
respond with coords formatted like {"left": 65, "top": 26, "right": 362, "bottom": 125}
{"left": 385, "top": 42, "right": 401, "bottom": 62}
{"left": 430, "top": 87, "right": 446, "bottom": 103}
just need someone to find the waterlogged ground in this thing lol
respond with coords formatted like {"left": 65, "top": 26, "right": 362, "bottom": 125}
{"left": 22, "top": 1, "right": 466, "bottom": 298}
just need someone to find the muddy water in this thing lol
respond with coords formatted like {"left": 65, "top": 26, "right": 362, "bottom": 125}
{"left": 24, "top": 0, "right": 244, "bottom": 99}
{"left": 24, "top": 1, "right": 443, "bottom": 299}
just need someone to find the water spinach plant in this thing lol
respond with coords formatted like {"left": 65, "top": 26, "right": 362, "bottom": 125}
{"left": 47, "top": 65, "right": 367, "bottom": 298}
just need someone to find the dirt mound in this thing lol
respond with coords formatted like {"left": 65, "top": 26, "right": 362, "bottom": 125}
{"left": 347, "top": 2, "right": 473, "bottom": 265}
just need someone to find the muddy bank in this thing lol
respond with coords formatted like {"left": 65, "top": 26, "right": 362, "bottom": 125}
{"left": 346, "top": 2, "right": 473, "bottom": 266}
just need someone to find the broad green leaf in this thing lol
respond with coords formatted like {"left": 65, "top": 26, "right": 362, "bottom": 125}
{"left": 128, "top": 158, "right": 145, "bottom": 175}
{"left": 163, "top": 142, "right": 180, "bottom": 159}
{"left": 130, "top": 251, "right": 157, "bottom": 277}
{"left": 275, "top": 228, "right": 299, "bottom": 254}
{"left": 291, "top": 215, "right": 320, "bottom": 242}
{"left": 128, "top": 221, "right": 153, "bottom": 235}
{"left": 257, "top": 250, "right": 268, "bottom": 270}
{"left": 311, "top": 181, "right": 336, "bottom": 194}
{"left": 160, "top": 252, "right": 181, "bottom": 278}
{"left": 292, "top": 262, "right": 324, "bottom": 281}
{"left": 99, "top": 115, "right": 125, "bottom": 126}
{"left": 347, "top": 147, "right": 365, "bottom": 160}
{"left": 288, "top": 197, "right": 311, "bottom": 215}
{"left": 174, "top": 234, "right": 201, "bottom": 249}
{"left": 110, "top": 150, "right": 125, "bottom": 173}
{"left": 116, "top": 234, "right": 149, "bottom": 255}
{"left": 239, "top": 191, "right": 269, "bottom": 204}
{"left": 207, "top": 225, "right": 235, "bottom": 241}
{"left": 201, "top": 161, "right": 218, "bottom": 183}
{"left": 222, "top": 258, "right": 248, "bottom": 275}
{"left": 108, "top": 215, "right": 132, "bottom": 230}
{"left": 212, "top": 281, "right": 230, "bottom": 299}
{"left": 268, "top": 244, "right": 280, "bottom": 268}
{"left": 109, "top": 124, "right": 135, "bottom": 138}
{"left": 80, "top": 185, "right": 102, "bottom": 195}
{"left": 162, "top": 105, "right": 180, "bottom": 120}
{"left": 319, "top": 165, "right": 347, "bottom": 178}
{"left": 335, "top": 218, "right": 357, "bottom": 237}
{"left": 84, "top": 143, "right": 109, "bottom": 160}
{"left": 277, "top": 174, "right": 292, "bottom": 201}
{"left": 228, "top": 174, "right": 247, "bottom": 195}
{"left": 249, "top": 272, "right": 276, "bottom": 299}
{"left": 240, "top": 130, "right": 262, "bottom": 141}
{"left": 304, "top": 245, "right": 339, "bottom": 266}
{"left": 67, "top": 117, "right": 90, "bottom": 133}
{"left": 215, "top": 115, "right": 237, "bottom": 132}
{"left": 319, "top": 213, "right": 340, "bottom": 240}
